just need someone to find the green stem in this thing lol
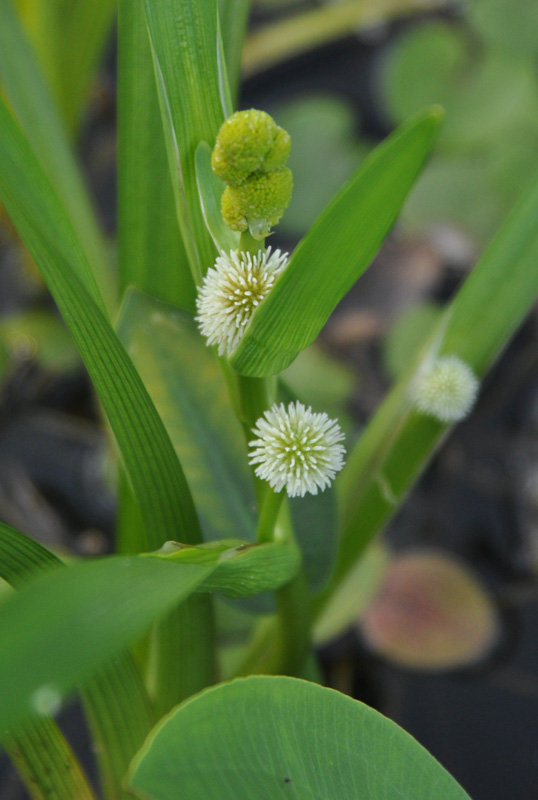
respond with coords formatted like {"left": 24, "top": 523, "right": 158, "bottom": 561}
{"left": 243, "top": 0, "right": 449, "bottom": 78}
{"left": 239, "top": 229, "right": 264, "bottom": 255}
{"left": 256, "top": 489, "right": 285, "bottom": 543}
{"left": 275, "top": 568, "right": 312, "bottom": 675}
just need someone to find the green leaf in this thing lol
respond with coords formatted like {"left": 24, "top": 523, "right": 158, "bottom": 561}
{"left": 325, "top": 167, "right": 538, "bottom": 602}
{"left": 17, "top": 0, "right": 117, "bottom": 136}
{"left": 382, "top": 23, "right": 538, "bottom": 150}
{"left": 217, "top": 0, "right": 251, "bottom": 101}
{"left": 3, "top": 720, "right": 96, "bottom": 800}
{"left": 0, "top": 309, "right": 81, "bottom": 373}
{"left": 0, "top": 554, "right": 214, "bottom": 732}
{"left": 116, "top": 289, "right": 256, "bottom": 544}
{"left": 142, "top": 0, "right": 226, "bottom": 283}
{"left": 0, "top": 521, "right": 154, "bottom": 800}
{"left": 149, "top": 539, "right": 300, "bottom": 598}
{"left": 230, "top": 107, "right": 443, "bottom": 376}
{"left": 117, "top": 0, "right": 196, "bottom": 311}
{"left": 0, "top": 94, "right": 202, "bottom": 551}
{"left": 195, "top": 141, "right": 239, "bottom": 254}
{"left": 128, "top": 675, "right": 470, "bottom": 799}
{"left": 0, "top": 0, "right": 115, "bottom": 312}
{"left": 275, "top": 94, "right": 368, "bottom": 237}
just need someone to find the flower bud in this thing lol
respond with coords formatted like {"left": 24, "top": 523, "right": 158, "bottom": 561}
{"left": 221, "top": 168, "right": 293, "bottom": 238}
{"left": 212, "top": 110, "right": 291, "bottom": 186}
{"left": 212, "top": 109, "right": 292, "bottom": 238}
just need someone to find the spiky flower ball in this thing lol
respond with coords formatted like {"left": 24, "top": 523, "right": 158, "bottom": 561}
{"left": 411, "top": 356, "right": 479, "bottom": 423}
{"left": 196, "top": 247, "right": 289, "bottom": 356}
{"left": 249, "top": 402, "right": 346, "bottom": 498}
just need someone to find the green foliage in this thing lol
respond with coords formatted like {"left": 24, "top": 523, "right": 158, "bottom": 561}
{"left": 2, "top": 0, "right": 538, "bottom": 796}
{"left": 230, "top": 107, "right": 443, "bottom": 376}
{"left": 128, "top": 676, "right": 471, "bottom": 799}
{"left": 381, "top": 12, "right": 538, "bottom": 239}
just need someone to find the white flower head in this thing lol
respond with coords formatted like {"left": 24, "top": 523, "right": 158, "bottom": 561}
{"left": 196, "top": 247, "right": 289, "bottom": 356}
{"left": 249, "top": 401, "right": 346, "bottom": 498}
{"left": 411, "top": 355, "right": 479, "bottom": 423}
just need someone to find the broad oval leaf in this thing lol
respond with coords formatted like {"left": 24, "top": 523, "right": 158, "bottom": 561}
{"left": 230, "top": 107, "right": 443, "bottom": 377}
{"left": 128, "top": 675, "right": 471, "bottom": 800}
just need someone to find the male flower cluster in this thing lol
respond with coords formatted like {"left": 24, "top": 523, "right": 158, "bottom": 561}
{"left": 196, "top": 247, "right": 289, "bottom": 356}
{"left": 249, "top": 402, "right": 346, "bottom": 498}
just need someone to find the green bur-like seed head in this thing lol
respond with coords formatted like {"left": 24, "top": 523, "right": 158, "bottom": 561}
{"left": 211, "top": 109, "right": 291, "bottom": 185}
{"left": 221, "top": 168, "right": 293, "bottom": 239}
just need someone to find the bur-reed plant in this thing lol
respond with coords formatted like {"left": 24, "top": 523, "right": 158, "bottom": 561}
{"left": 1, "top": 1, "right": 538, "bottom": 798}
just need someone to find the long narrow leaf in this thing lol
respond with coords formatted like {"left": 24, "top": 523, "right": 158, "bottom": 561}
{"left": 116, "top": 289, "right": 256, "bottom": 544}
{"left": 230, "top": 107, "right": 443, "bottom": 377}
{"left": 143, "top": 0, "right": 226, "bottom": 282}
{"left": 0, "top": 0, "right": 115, "bottom": 312}
{"left": 325, "top": 169, "right": 538, "bottom": 604}
{"left": 0, "top": 94, "right": 202, "bottom": 551}
{"left": 117, "top": 0, "right": 196, "bottom": 311}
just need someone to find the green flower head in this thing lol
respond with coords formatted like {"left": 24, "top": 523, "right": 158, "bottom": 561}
{"left": 212, "top": 109, "right": 293, "bottom": 239}
{"left": 221, "top": 168, "right": 293, "bottom": 239}
{"left": 211, "top": 109, "right": 290, "bottom": 186}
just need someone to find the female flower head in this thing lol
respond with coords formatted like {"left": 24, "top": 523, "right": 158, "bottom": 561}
{"left": 249, "top": 402, "right": 346, "bottom": 498}
{"left": 196, "top": 247, "right": 288, "bottom": 356}
{"left": 411, "top": 355, "right": 479, "bottom": 423}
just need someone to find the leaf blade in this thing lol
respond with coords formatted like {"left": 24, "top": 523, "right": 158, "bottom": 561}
{"left": 129, "top": 675, "right": 470, "bottom": 800}
{"left": 230, "top": 107, "right": 443, "bottom": 376}
{"left": 142, "top": 0, "right": 226, "bottom": 282}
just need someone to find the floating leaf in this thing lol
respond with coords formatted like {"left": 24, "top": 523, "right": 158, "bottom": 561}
{"left": 129, "top": 675, "right": 471, "bottom": 799}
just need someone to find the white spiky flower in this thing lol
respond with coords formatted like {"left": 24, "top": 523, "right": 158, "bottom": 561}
{"left": 249, "top": 402, "right": 346, "bottom": 498}
{"left": 196, "top": 247, "right": 289, "bottom": 356}
{"left": 411, "top": 355, "right": 479, "bottom": 423}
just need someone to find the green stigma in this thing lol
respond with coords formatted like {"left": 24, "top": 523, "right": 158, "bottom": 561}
{"left": 212, "top": 109, "right": 293, "bottom": 239}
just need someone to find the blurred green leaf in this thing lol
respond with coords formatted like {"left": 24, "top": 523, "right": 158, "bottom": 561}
{"left": 195, "top": 141, "right": 239, "bottom": 254}
{"left": 314, "top": 540, "right": 389, "bottom": 645}
{"left": 468, "top": 0, "right": 538, "bottom": 57}
{"left": 0, "top": 0, "right": 115, "bottom": 312}
{"left": 0, "top": 310, "right": 80, "bottom": 373}
{"left": 230, "top": 107, "right": 443, "bottom": 377}
{"left": 383, "top": 22, "right": 538, "bottom": 150}
{"left": 116, "top": 288, "right": 256, "bottom": 543}
{"left": 324, "top": 168, "right": 538, "bottom": 603}
{"left": 16, "top": 0, "right": 117, "bottom": 136}
{"left": 0, "top": 95, "right": 202, "bottom": 551}
{"left": 280, "top": 343, "right": 354, "bottom": 422}
{"left": 142, "top": 0, "right": 225, "bottom": 283}
{"left": 383, "top": 304, "right": 442, "bottom": 381}
{"left": 275, "top": 94, "right": 368, "bottom": 236}
{"left": 129, "top": 675, "right": 471, "bottom": 800}
{"left": 0, "top": 521, "right": 154, "bottom": 800}
{"left": 0, "top": 554, "right": 213, "bottom": 732}
{"left": 117, "top": 0, "right": 196, "bottom": 311}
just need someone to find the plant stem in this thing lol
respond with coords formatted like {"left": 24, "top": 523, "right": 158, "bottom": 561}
{"left": 239, "top": 229, "right": 264, "bottom": 255}
{"left": 256, "top": 488, "right": 285, "bottom": 543}
{"left": 243, "top": 0, "right": 449, "bottom": 78}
